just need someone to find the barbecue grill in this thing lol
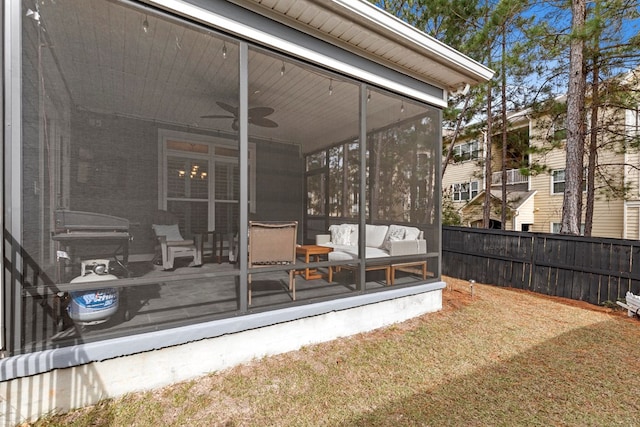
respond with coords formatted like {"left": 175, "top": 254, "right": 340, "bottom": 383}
{"left": 52, "top": 209, "right": 131, "bottom": 281}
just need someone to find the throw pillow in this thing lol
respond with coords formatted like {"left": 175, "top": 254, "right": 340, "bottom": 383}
{"left": 383, "top": 225, "right": 406, "bottom": 250}
{"left": 329, "top": 224, "right": 352, "bottom": 245}
{"left": 403, "top": 226, "right": 421, "bottom": 241}
{"left": 335, "top": 224, "right": 352, "bottom": 245}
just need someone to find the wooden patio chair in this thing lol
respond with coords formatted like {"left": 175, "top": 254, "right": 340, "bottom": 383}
{"left": 248, "top": 221, "right": 298, "bottom": 305}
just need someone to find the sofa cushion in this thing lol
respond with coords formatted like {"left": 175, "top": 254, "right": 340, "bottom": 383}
{"left": 365, "top": 247, "right": 391, "bottom": 258}
{"left": 327, "top": 245, "right": 389, "bottom": 262}
{"left": 403, "top": 226, "right": 421, "bottom": 240}
{"left": 328, "top": 247, "right": 357, "bottom": 262}
{"left": 366, "top": 224, "right": 389, "bottom": 248}
{"left": 383, "top": 225, "right": 406, "bottom": 250}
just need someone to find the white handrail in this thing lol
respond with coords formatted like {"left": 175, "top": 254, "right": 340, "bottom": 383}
{"left": 491, "top": 169, "right": 528, "bottom": 185}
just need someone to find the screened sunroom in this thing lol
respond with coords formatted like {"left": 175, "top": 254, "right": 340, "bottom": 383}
{"left": 2, "top": 0, "right": 491, "bottom": 386}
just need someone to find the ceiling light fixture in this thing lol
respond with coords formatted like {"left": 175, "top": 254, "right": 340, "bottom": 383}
{"left": 329, "top": 79, "right": 333, "bottom": 96}
{"left": 400, "top": 101, "right": 405, "bottom": 113}
{"left": 222, "top": 42, "right": 228, "bottom": 59}
{"left": 280, "top": 62, "right": 286, "bottom": 76}
{"left": 367, "top": 91, "right": 371, "bottom": 103}
{"left": 142, "top": 16, "right": 149, "bottom": 33}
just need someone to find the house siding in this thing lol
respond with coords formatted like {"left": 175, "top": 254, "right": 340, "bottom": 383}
{"left": 525, "top": 116, "right": 565, "bottom": 233}
{"left": 516, "top": 111, "right": 629, "bottom": 237}
{"left": 515, "top": 194, "right": 535, "bottom": 230}
{"left": 626, "top": 203, "right": 640, "bottom": 239}
{"left": 442, "top": 156, "right": 482, "bottom": 210}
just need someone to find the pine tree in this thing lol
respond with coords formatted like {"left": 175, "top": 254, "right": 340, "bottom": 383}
{"left": 560, "top": 0, "right": 587, "bottom": 235}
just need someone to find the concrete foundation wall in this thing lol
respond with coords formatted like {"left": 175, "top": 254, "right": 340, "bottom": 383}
{"left": 0, "top": 285, "right": 444, "bottom": 426}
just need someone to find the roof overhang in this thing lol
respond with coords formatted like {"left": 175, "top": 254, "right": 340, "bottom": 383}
{"left": 151, "top": 0, "right": 493, "bottom": 102}
{"left": 463, "top": 190, "right": 537, "bottom": 213}
{"left": 327, "top": 0, "right": 495, "bottom": 88}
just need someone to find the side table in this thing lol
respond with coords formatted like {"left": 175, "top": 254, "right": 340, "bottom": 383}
{"left": 295, "top": 245, "right": 333, "bottom": 280}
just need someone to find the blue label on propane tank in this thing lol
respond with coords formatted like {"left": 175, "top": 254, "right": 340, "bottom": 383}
{"left": 70, "top": 289, "right": 117, "bottom": 309}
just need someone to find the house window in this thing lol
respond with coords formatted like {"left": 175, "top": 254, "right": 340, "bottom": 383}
{"left": 470, "top": 181, "right": 480, "bottom": 199}
{"left": 552, "top": 168, "right": 586, "bottom": 194}
{"left": 453, "top": 140, "right": 481, "bottom": 162}
{"left": 552, "top": 169, "right": 565, "bottom": 194}
{"left": 452, "top": 181, "right": 479, "bottom": 201}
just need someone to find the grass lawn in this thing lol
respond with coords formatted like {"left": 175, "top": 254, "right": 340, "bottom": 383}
{"left": 29, "top": 277, "right": 640, "bottom": 426}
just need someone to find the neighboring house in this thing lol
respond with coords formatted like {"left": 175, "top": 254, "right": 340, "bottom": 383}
{"left": 1, "top": 0, "right": 492, "bottom": 423}
{"left": 443, "top": 68, "right": 640, "bottom": 238}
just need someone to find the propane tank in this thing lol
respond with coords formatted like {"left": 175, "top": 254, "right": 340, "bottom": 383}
{"left": 67, "top": 259, "right": 119, "bottom": 325}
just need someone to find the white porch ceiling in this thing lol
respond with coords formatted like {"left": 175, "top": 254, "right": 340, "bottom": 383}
{"left": 34, "top": 0, "right": 488, "bottom": 153}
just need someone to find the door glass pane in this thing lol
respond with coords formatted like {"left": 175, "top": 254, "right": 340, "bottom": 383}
{"left": 166, "top": 200, "right": 208, "bottom": 236}
{"left": 167, "top": 156, "right": 208, "bottom": 199}
{"left": 215, "top": 160, "right": 239, "bottom": 234}
{"left": 215, "top": 202, "right": 239, "bottom": 234}
{"left": 215, "top": 161, "right": 239, "bottom": 201}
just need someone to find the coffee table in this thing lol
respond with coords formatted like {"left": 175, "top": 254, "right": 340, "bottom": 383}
{"left": 390, "top": 261, "right": 427, "bottom": 285}
{"left": 328, "top": 263, "right": 391, "bottom": 285}
{"left": 295, "top": 245, "right": 333, "bottom": 280}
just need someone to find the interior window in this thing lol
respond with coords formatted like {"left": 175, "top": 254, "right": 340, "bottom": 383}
{"left": 160, "top": 131, "right": 254, "bottom": 236}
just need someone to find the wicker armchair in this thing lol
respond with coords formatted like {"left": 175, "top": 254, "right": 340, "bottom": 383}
{"left": 248, "top": 221, "right": 298, "bottom": 305}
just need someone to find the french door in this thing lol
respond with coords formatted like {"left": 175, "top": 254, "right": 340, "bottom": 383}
{"left": 160, "top": 130, "right": 253, "bottom": 238}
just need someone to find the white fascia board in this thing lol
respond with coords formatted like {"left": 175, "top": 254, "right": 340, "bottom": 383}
{"left": 147, "top": 0, "right": 447, "bottom": 107}
{"left": 330, "top": 0, "right": 495, "bottom": 85}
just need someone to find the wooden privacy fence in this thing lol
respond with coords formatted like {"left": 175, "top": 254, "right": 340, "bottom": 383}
{"left": 442, "top": 226, "right": 640, "bottom": 306}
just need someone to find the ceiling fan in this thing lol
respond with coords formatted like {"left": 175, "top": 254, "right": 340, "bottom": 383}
{"left": 201, "top": 101, "right": 278, "bottom": 131}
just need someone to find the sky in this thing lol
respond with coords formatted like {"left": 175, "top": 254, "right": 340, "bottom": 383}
{"left": 376, "top": 0, "right": 640, "bottom": 102}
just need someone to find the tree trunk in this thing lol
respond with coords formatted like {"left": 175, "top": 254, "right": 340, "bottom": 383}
{"left": 501, "top": 29, "right": 508, "bottom": 230}
{"left": 584, "top": 58, "right": 599, "bottom": 236}
{"left": 483, "top": 82, "right": 493, "bottom": 228}
{"left": 560, "top": 0, "right": 587, "bottom": 235}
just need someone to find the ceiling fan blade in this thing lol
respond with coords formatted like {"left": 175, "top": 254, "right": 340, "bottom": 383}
{"left": 249, "top": 106, "right": 275, "bottom": 118}
{"left": 200, "top": 114, "right": 234, "bottom": 119}
{"left": 250, "top": 117, "right": 279, "bottom": 128}
{"left": 205, "top": 102, "right": 277, "bottom": 129}
{"left": 216, "top": 101, "right": 238, "bottom": 116}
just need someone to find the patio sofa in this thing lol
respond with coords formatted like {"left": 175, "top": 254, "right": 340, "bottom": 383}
{"left": 315, "top": 223, "right": 427, "bottom": 262}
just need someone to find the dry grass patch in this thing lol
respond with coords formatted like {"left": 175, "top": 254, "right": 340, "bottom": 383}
{"left": 28, "top": 277, "right": 640, "bottom": 426}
